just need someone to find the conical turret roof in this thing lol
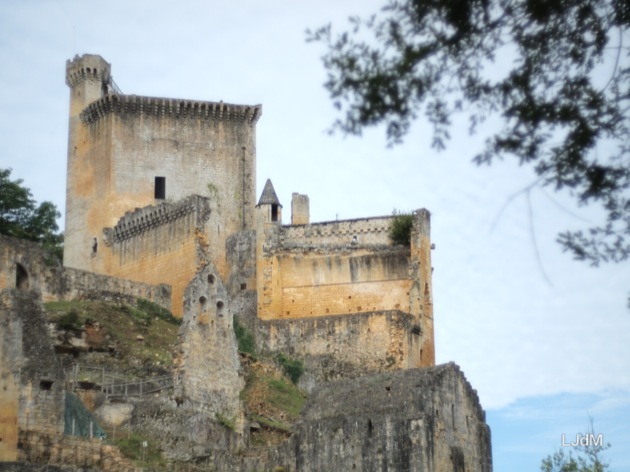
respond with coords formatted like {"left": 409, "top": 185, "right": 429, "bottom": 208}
{"left": 257, "top": 179, "right": 282, "bottom": 207}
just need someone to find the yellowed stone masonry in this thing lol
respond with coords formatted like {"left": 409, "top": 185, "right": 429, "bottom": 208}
{"left": 60, "top": 53, "right": 435, "bottom": 370}
{"left": 0, "top": 54, "right": 495, "bottom": 471}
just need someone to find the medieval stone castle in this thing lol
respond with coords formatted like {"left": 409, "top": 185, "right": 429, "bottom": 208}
{"left": 0, "top": 54, "right": 492, "bottom": 471}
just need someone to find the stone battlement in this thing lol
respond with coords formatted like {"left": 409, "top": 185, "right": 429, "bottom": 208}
{"left": 104, "top": 195, "right": 210, "bottom": 245}
{"left": 80, "top": 93, "right": 262, "bottom": 125}
{"left": 282, "top": 215, "right": 394, "bottom": 246}
{"left": 65, "top": 54, "right": 111, "bottom": 88}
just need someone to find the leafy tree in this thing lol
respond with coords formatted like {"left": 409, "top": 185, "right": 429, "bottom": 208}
{"left": 0, "top": 168, "right": 63, "bottom": 260}
{"left": 307, "top": 0, "right": 629, "bottom": 266}
{"left": 540, "top": 438, "right": 610, "bottom": 472}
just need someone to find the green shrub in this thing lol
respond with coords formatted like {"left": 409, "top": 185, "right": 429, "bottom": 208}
{"left": 267, "top": 377, "right": 306, "bottom": 416}
{"left": 56, "top": 309, "right": 82, "bottom": 330}
{"left": 234, "top": 319, "right": 257, "bottom": 358}
{"left": 136, "top": 298, "right": 180, "bottom": 325}
{"left": 119, "top": 304, "right": 152, "bottom": 326}
{"left": 388, "top": 210, "right": 413, "bottom": 247}
{"left": 113, "top": 433, "right": 163, "bottom": 466}
{"left": 275, "top": 353, "right": 305, "bottom": 385}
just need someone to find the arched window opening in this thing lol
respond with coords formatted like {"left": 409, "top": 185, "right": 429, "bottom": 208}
{"left": 208, "top": 274, "right": 215, "bottom": 284}
{"left": 271, "top": 204, "right": 279, "bottom": 222}
{"left": 16, "top": 263, "right": 29, "bottom": 291}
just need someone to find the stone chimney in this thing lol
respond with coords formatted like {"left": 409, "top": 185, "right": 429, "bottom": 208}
{"left": 291, "top": 193, "right": 309, "bottom": 225}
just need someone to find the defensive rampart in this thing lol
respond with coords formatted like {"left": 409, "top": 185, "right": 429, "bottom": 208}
{"left": 100, "top": 195, "right": 211, "bottom": 316}
{"left": 0, "top": 234, "right": 171, "bottom": 309}
{"left": 282, "top": 215, "right": 392, "bottom": 246}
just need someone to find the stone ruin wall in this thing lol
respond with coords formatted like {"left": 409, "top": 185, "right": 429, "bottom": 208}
{"left": 0, "top": 289, "right": 137, "bottom": 471}
{"left": 0, "top": 234, "right": 171, "bottom": 310}
{"left": 257, "top": 310, "right": 423, "bottom": 388}
{"left": 174, "top": 263, "right": 243, "bottom": 420}
{"left": 0, "top": 291, "right": 65, "bottom": 462}
{"left": 268, "top": 363, "right": 493, "bottom": 472}
{"left": 13, "top": 431, "right": 137, "bottom": 472}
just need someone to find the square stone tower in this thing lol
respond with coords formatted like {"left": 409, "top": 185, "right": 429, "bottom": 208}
{"left": 64, "top": 54, "right": 261, "bottom": 314}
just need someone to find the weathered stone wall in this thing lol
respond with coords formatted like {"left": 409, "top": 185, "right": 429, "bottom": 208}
{"left": 64, "top": 54, "right": 113, "bottom": 272}
{"left": 290, "top": 193, "right": 310, "bottom": 225}
{"left": 225, "top": 230, "right": 257, "bottom": 296}
{"left": 64, "top": 54, "right": 260, "bottom": 287}
{"left": 276, "top": 249, "right": 411, "bottom": 319}
{"left": 0, "top": 293, "right": 21, "bottom": 461}
{"left": 0, "top": 290, "right": 65, "bottom": 461}
{"left": 17, "top": 430, "right": 137, "bottom": 472}
{"left": 257, "top": 310, "right": 423, "bottom": 387}
{"left": 257, "top": 225, "right": 412, "bottom": 322}
{"left": 174, "top": 263, "right": 244, "bottom": 421}
{"left": 0, "top": 234, "right": 171, "bottom": 310}
{"left": 253, "top": 209, "right": 434, "bottom": 371}
{"left": 225, "top": 230, "right": 258, "bottom": 336}
{"left": 131, "top": 396, "right": 248, "bottom": 464}
{"left": 269, "top": 363, "right": 492, "bottom": 472}
{"left": 282, "top": 215, "right": 392, "bottom": 246}
{"left": 410, "top": 208, "right": 435, "bottom": 366}
{"left": 0, "top": 464, "right": 71, "bottom": 471}
{"left": 98, "top": 195, "right": 210, "bottom": 316}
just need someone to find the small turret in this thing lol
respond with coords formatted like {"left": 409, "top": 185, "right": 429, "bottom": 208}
{"left": 66, "top": 54, "right": 112, "bottom": 114}
{"left": 256, "top": 179, "right": 282, "bottom": 223}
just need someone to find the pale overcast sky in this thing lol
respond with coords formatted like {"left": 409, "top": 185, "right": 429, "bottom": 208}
{"left": 1, "top": 1, "right": 628, "bottom": 469}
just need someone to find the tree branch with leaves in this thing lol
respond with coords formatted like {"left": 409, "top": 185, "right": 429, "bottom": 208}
{"left": 307, "top": 0, "right": 630, "bottom": 266}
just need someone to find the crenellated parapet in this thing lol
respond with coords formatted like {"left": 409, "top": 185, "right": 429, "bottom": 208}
{"left": 65, "top": 54, "right": 111, "bottom": 88}
{"left": 103, "top": 195, "right": 210, "bottom": 245}
{"left": 281, "top": 215, "right": 393, "bottom": 247}
{"left": 80, "top": 94, "right": 262, "bottom": 125}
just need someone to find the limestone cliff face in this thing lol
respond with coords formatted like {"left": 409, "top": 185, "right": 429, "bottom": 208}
{"left": 270, "top": 363, "right": 492, "bottom": 472}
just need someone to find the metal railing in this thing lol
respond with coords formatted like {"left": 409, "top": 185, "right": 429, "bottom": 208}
{"left": 109, "top": 76, "right": 122, "bottom": 95}
{"left": 65, "top": 364, "right": 173, "bottom": 398}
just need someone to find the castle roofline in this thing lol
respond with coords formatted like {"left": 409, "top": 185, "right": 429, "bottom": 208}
{"left": 256, "top": 179, "right": 282, "bottom": 207}
{"left": 80, "top": 94, "right": 262, "bottom": 125}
